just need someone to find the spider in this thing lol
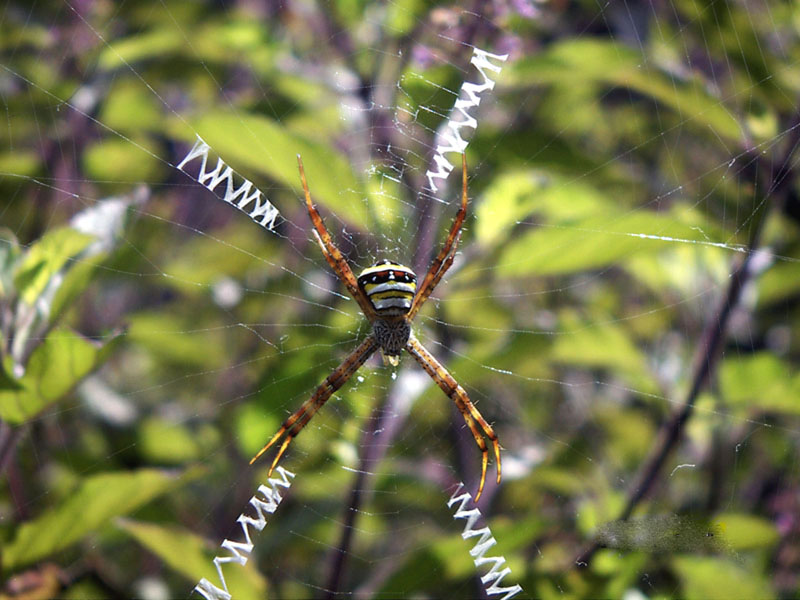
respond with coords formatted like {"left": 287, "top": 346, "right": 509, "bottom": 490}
{"left": 250, "top": 154, "right": 501, "bottom": 500}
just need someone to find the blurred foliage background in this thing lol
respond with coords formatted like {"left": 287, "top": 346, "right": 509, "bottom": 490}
{"left": 2, "top": 1, "right": 800, "bottom": 598}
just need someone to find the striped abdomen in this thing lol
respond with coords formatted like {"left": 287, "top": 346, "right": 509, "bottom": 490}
{"left": 357, "top": 260, "right": 417, "bottom": 315}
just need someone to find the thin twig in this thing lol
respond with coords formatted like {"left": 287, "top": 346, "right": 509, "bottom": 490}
{"left": 573, "top": 114, "right": 800, "bottom": 568}
{"left": 0, "top": 422, "right": 24, "bottom": 475}
{"left": 323, "top": 377, "right": 413, "bottom": 597}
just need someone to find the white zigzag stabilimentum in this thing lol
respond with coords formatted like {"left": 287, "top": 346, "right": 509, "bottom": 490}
{"left": 178, "top": 135, "right": 282, "bottom": 232}
{"left": 447, "top": 484, "right": 523, "bottom": 600}
{"left": 194, "top": 467, "right": 295, "bottom": 600}
{"left": 425, "top": 47, "right": 509, "bottom": 194}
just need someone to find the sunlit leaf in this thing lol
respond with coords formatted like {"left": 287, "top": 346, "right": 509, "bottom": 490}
{"left": 551, "top": 319, "right": 655, "bottom": 392}
{"left": 0, "top": 328, "right": 122, "bottom": 424}
{"left": 496, "top": 211, "right": 712, "bottom": 277}
{"left": 673, "top": 556, "right": 774, "bottom": 600}
{"left": 720, "top": 353, "right": 800, "bottom": 414}
{"left": 13, "top": 227, "right": 94, "bottom": 305}
{"left": 83, "top": 137, "right": 164, "bottom": 184}
{"left": 97, "top": 28, "right": 183, "bottom": 70}
{"left": 118, "top": 520, "right": 268, "bottom": 600}
{"left": 476, "top": 170, "right": 607, "bottom": 247}
{"left": 100, "top": 80, "right": 163, "bottom": 133}
{"left": 0, "top": 228, "right": 21, "bottom": 297}
{"left": 379, "top": 514, "right": 538, "bottom": 595}
{"left": 0, "top": 150, "right": 40, "bottom": 176}
{"left": 138, "top": 417, "right": 201, "bottom": 464}
{"left": 509, "top": 39, "right": 743, "bottom": 142}
{"left": 127, "top": 312, "right": 227, "bottom": 369}
{"left": 713, "top": 512, "right": 779, "bottom": 551}
{"left": 4, "top": 469, "right": 186, "bottom": 570}
{"left": 174, "top": 111, "right": 369, "bottom": 230}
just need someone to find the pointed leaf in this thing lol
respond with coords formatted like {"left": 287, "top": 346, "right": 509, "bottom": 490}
{"left": 176, "top": 111, "right": 369, "bottom": 230}
{"left": 0, "top": 328, "right": 122, "bottom": 424}
{"left": 4, "top": 469, "right": 185, "bottom": 570}
{"left": 118, "top": 520, "right": 268, "bottom": 600}
{"left": 476, "top": 170, "right": 608, "bottom": 247}
{"left": 720, "top": 353, "right": 800, "bottom": 415}
{"left": 0, "top": 228, "right": 22, "bottom": 297}
{"left": 713, "top": 513, "right": 779, "bottom": 551}
{"left": 13, "top": 227, "right": 94, "bottom": 305}
{"left": 497, "top": 212, "right": 713, "bottom": 277}
{"left": 673, "top": 556, "right": 773, "bottom": 600}
{"left": 509, "top": 39, "right": 742, "bottom": 142}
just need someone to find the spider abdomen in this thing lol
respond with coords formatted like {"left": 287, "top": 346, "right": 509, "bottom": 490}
{"left": 372, "top": 317, "right": 411, "bottom": 359}
{"left": 357, "top": 260, "right": 417, "bottom": 315}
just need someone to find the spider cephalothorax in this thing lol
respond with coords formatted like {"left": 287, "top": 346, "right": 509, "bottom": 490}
{"left": 357, "top": 260, "right": 417, "bottom": 315}
{"left": 250, "top": 154, "right": 501, "bottom": 500}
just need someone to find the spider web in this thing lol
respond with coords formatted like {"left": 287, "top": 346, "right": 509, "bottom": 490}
{"left": 2, "top": 1, "right": 800, "bottom": 599}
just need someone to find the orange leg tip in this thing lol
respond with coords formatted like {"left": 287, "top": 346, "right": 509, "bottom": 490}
{"left": 249, "top": 448, "right": 266, "bottom": 465}
{"left": 475, "top": 477, "right": 485, "bottom": 502}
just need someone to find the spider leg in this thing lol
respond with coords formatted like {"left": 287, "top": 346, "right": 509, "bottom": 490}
{"left": 407, "top": 230, "right": 461, "bottom": 319}
{"left": 297, "top": 155, "right": 376, "bottom": 320}
{"left": 250, "top": 335, "right": 378, "bottom": 473}
{"left": 405, "top": 334, "right": 501, "bottom": 501}
{"left": 408, "top": 153, "right": 468, "bottom": 320}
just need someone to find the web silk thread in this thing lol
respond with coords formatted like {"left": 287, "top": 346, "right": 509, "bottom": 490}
{"left": 425, "top": 47, "right": 509, "bottom": 194}
{"left": 177, "top": 135, "right": 282, "bottom": 231}
{"left": 194, "top": 468, "right": 296, "bottom": 600}
{"left": 447, "top": 484, "right": 523, "bottom": 600}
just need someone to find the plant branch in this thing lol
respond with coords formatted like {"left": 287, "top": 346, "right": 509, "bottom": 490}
{"left": 0, "top": 422, "right": 24, "bottom": 475}
{"left": 574, "top": 114, "right": 800, "bottom": 569}
{"left": 323, "top": 372, "right": 416, "bottom": 598}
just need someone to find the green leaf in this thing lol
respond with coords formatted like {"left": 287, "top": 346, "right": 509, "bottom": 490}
{"left": 0, "top": 150, "right": 40, "bottom": 176}
{"left": 720, "top": 353, "right": 800, "bottom": 415}
{"left": 176, "top": 111, "right": 369, "bottom": 230}
{"left": 550, "top": 319, "right": 656, "bottom": 393}
{"left": 138, "top": 417, "right": 201, "bottom": 464}
{"left": 235, "top": 401, "right": 280, "bottom": 459}
{"left": 97, "top": 28, "right": 183, "bottom": 70}
{"left": 4, "top": 469, "right": 184, "bottom": 570}
{"left": 47, "top": 254, "right": 107, "bottom": 323}
{"left": 118, "top": 520, "right": 268, "bottom": 600}
{"left": 0, "top": 360, "right": 24, "bottom": 392}
{"left": 0, "top": 328, "right": 121, "bottom": 424}
{"left": 161, "top": 221, "right": 273, "bottom": 293}
{"left": 100, "top": 80, "right": 163, "bottom": 133}
{"left": 673, "top": 556, "right": 774, "bottom": 600}
{"left": 386, "top": 0, "right": 426, "bottom": 36}
{"left": 476, "top": 170, "right": 608, "bottom": 247}
{"left": 82, "top": 137, "right": 163, "bottom": 184}
{"left": 379, "top": 514, "right": 536, "bottom": 595}
{"left": 509, "top": 39, "right": 742, "bottom": 142}
{"left": 757, "top": 262, "right": 800, "bottom": 306}
{"left": 13, "top": 227, "right": 95, "bottom": 305}
{"left": 497, "top": 211, "right": 712, "bottom": 277}
{"left": 0, "top": 228, "right": 22, "bottom": 297}
{"left": 712, "top": 513, "right": 779, "bottom": 551}
{"left": 127, "top": 312, "right": 226, "bottom": 369}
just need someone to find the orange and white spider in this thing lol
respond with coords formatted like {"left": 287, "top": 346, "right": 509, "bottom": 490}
{"left": 250, "top": 154, "right": 501, "bottom": 500}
